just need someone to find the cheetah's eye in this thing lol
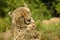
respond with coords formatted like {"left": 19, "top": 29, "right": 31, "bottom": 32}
{"left": 19, "top": 16, "right": 23, "bottom": 18}
{"left": 27, "top": 11, "right": 30, "bottom": 13}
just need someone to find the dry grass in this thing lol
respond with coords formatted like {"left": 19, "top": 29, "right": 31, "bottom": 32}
{"left": 42, "top": 17, "right": 60, "bottom": 25}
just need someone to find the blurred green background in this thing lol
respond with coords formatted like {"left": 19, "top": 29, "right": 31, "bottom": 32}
{"left": 0, "top": 0, "right": 60, "bottom": 40}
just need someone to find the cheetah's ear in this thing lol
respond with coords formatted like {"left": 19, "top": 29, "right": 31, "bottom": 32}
{"left": 24, "top": 3, "right": 28, "bottom": 8}
{"left": 8, "top": 12, "right": 12, "bottom": 17}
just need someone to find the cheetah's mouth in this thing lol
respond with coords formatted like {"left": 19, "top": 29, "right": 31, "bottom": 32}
{"left": 24, "top": 20, "right": 31, "bottom": 25}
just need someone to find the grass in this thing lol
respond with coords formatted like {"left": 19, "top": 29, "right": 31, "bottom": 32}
{"left": 0, "top": 17, "right": 11, "bottom": 32}
{"left": 0, "top": 17, "right": 60, "bottom": 40}
{"left": 35, "top": 20, "right": 60, "bottom": 40}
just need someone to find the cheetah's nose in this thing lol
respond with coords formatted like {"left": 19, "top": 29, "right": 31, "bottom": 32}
{"left": 27, "top": 18, "right": 31, "bottom": 22}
